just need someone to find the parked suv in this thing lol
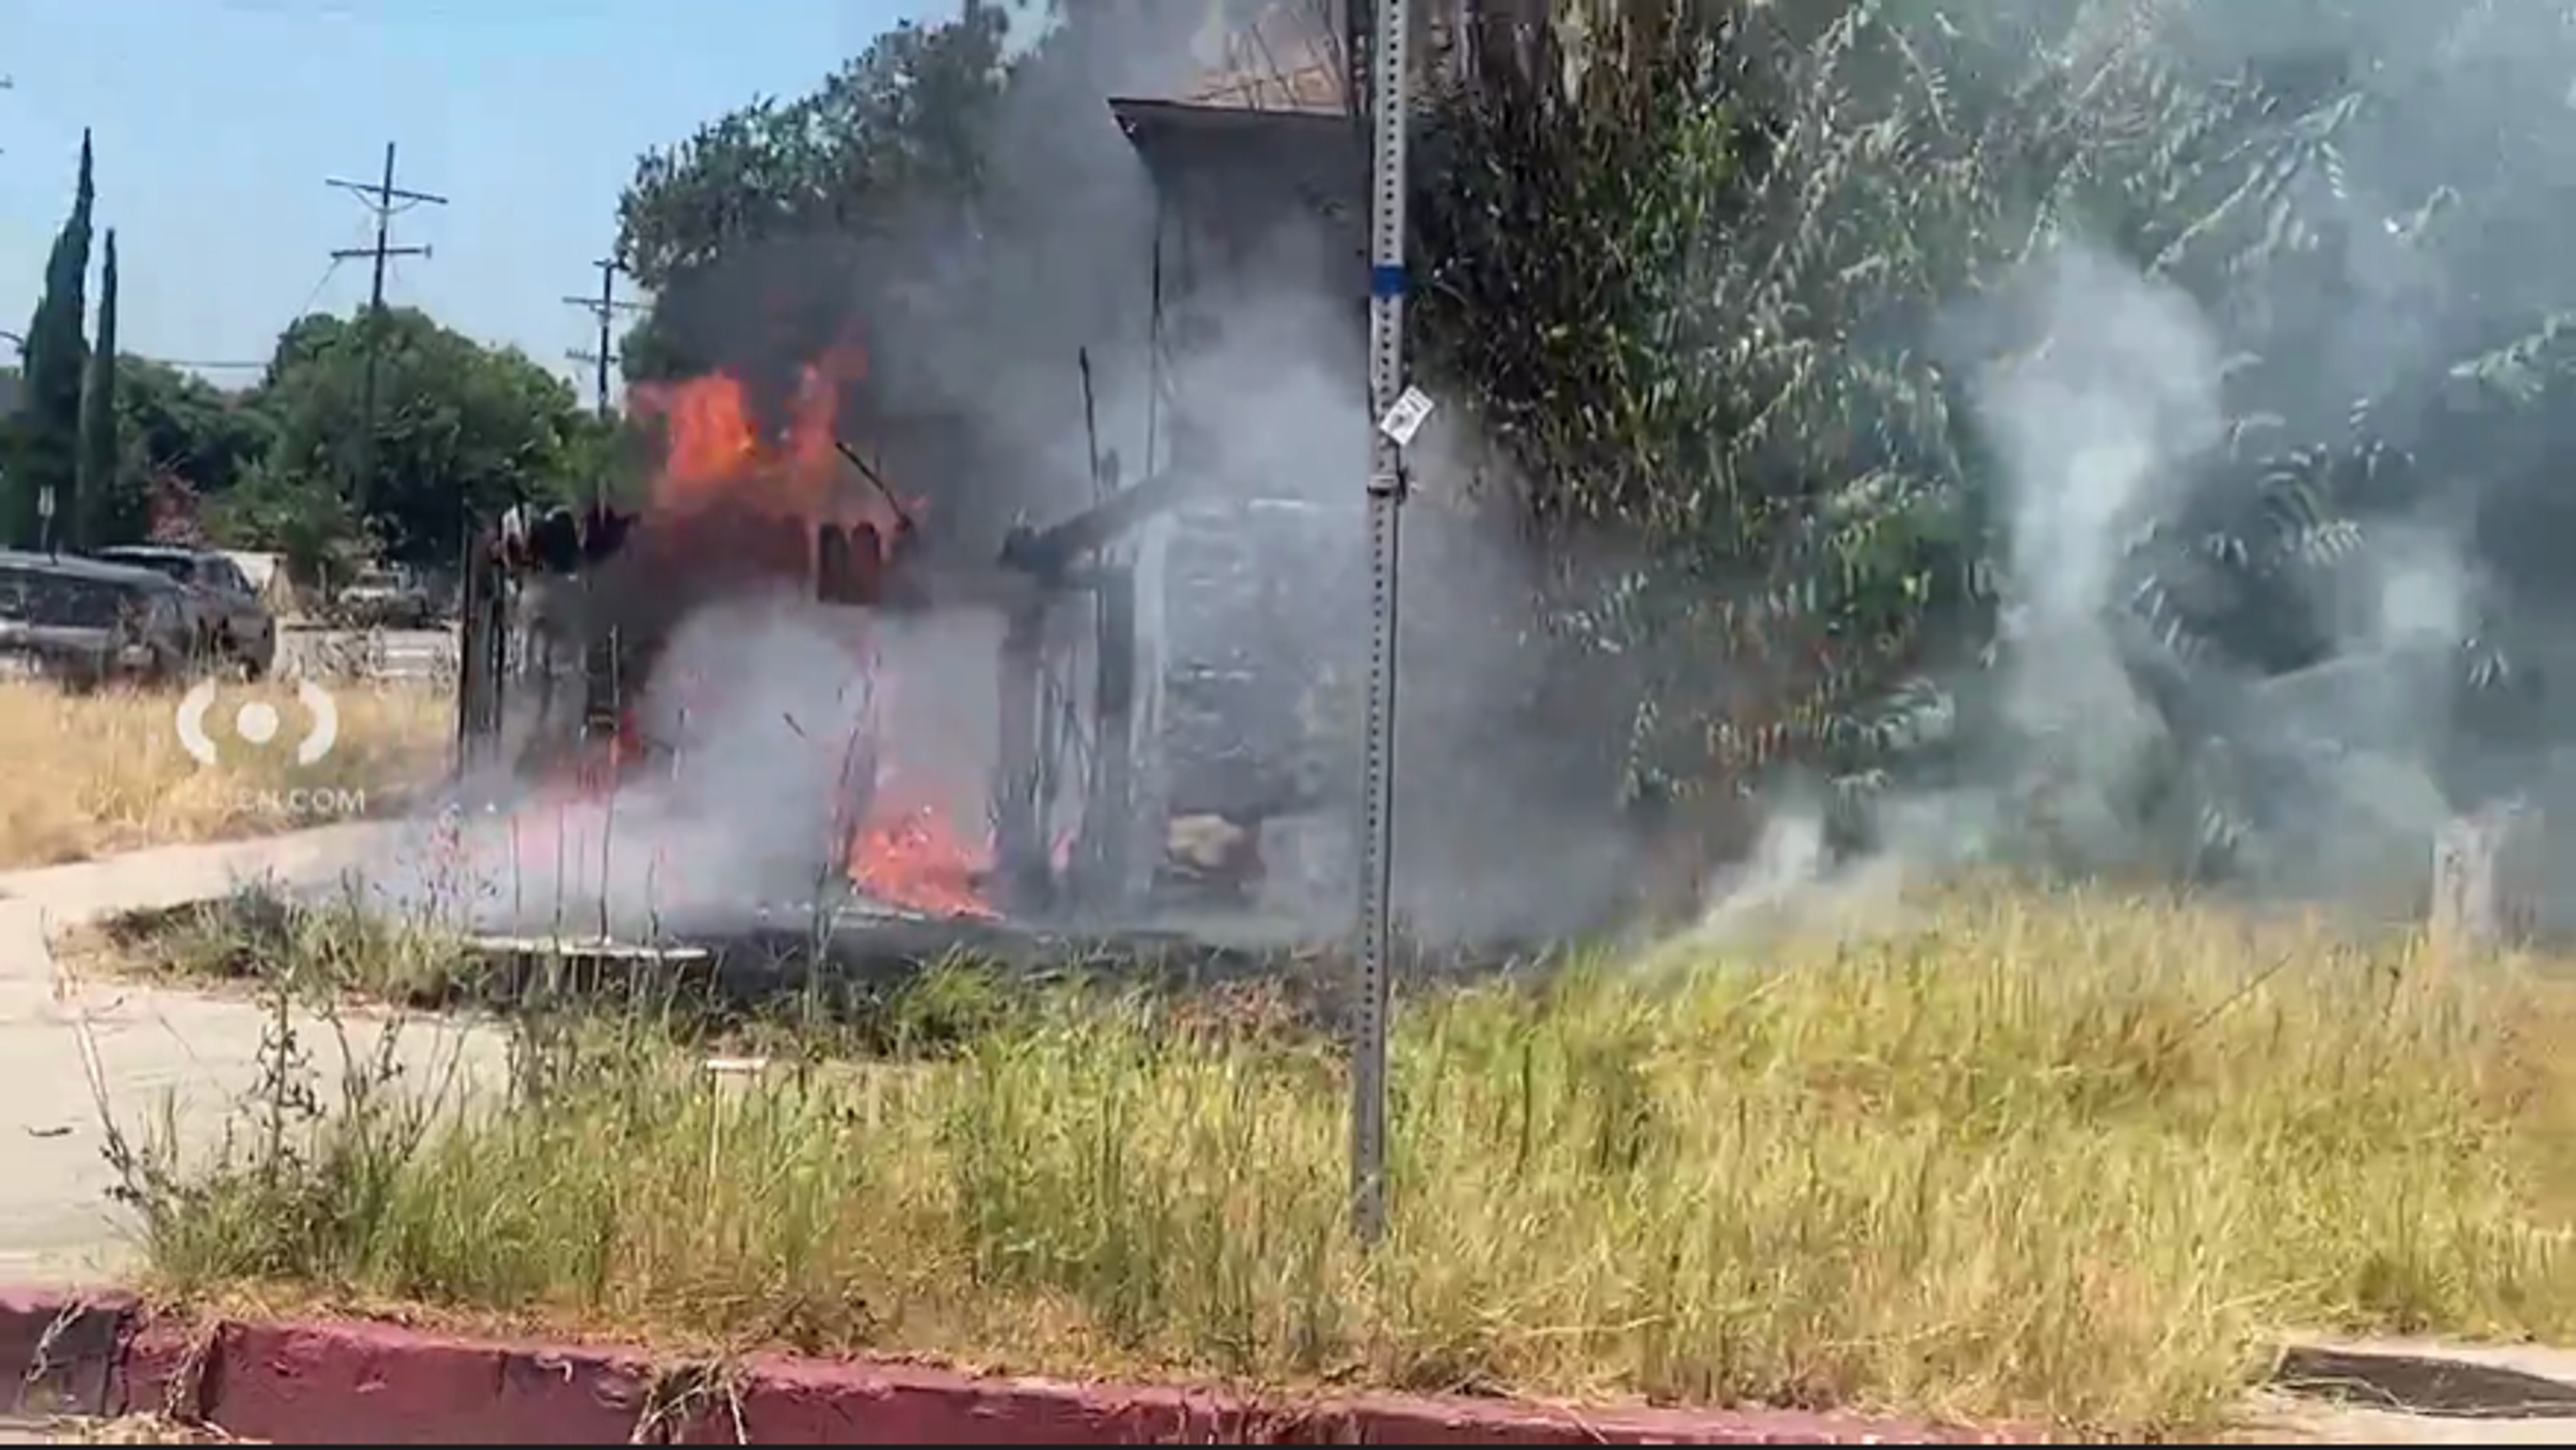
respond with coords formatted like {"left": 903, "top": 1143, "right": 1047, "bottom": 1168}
{"left": 93, "top": 545, "right": 278, "bottom": 678}
{"left": 0, "top": 550, "right": 194, "bottom": 688}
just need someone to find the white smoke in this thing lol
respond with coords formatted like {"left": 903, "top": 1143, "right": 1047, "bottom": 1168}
{"left": 374, "top": 587, "right": 1030, "bottom": 939}
{"left": 1700, "top": 236, "right": 2483, "bottom": 925}
{"left": 1984, "top": 246, "right": 2225, "bottom": 862}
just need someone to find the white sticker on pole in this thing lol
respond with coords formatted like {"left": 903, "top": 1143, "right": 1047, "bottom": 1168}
{"left": 1377, "top": 385, "right": 1436, "bottom": 448}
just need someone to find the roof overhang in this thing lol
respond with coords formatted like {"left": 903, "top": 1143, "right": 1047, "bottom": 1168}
{"left": 1107, "top": 97, "right": 1362, "bottom": 207}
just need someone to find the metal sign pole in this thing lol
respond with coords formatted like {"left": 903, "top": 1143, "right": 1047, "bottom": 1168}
{"left": 1352, "top": 0, "right": 1419, "bottom": 1247}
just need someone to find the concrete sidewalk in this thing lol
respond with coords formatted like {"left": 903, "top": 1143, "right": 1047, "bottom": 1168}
{"left": 0, "top": 825, "right": 504, "bottom": 1287}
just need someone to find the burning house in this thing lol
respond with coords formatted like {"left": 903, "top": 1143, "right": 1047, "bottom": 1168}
{"left": 445, "top": 1, "right": 1559, "bottom": 952}
{"left": 458, "top": 335, "right": 1136, "bottom": 930}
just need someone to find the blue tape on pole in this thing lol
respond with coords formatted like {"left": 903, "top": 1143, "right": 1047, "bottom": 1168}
{"left": 1370, "top": 264, "right": 1406, "bottom": 298}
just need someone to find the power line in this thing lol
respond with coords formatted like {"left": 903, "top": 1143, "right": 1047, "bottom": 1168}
{"left": 122, "top": 256, "right": 359, "bottom": 385}
{"left": 563, "top": 256, "right": 645, "bottom": 421}
{"left": 284, "top": 255, "right": 349, "bottom": 327}
{"left": 0, "top": 329, "right": 260, "bottom": 373}
{"left": 326, "top": 141, "right": 446, "bottom": 515}
{"left": 6, "top": 246, "right": 348, "bottom": 374}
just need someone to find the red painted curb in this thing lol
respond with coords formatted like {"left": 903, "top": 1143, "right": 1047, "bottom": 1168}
{"left": 2, "top": 1288, "right": 2031, "bottom": 1443}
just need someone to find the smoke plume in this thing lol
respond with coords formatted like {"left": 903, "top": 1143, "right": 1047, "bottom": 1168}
{"left": 1707, "top": 0, "right": 2576, "bottom": 928}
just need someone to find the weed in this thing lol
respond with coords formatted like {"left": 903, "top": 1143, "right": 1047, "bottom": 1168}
{"left": 97, "top": 880, "right": 2576, "bottom": 1438}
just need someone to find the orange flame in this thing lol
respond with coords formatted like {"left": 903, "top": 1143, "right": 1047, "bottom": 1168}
{"left": 847, "top": 798, "right": 993, "bottom": 919}
{"left": 629, "top": 346, "right": 904, "bottom": 533}
{"left": 645, "top": 372, "right": 761, "bottom": 497}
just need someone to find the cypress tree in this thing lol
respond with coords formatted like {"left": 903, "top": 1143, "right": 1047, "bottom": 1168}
{"left": 9, "top": 132, "right": 94, "bottom": 550}
{"left": 77, "top": 230, "right": 127, "bottom": 548}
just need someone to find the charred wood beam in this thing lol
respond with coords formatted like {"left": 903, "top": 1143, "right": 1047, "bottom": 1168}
{"left": 993, "top": 603, "right": 1052, "bottom": 915}
{"left": 833, "top": 439, "right": 918, "bottom": 533}
{"left": 1077, "top": 565, "right": 1139, "bottom": 912}
{"left": 998, "top": 467, "right": 1199, "bottom": 582}
{"left": 454, "top": 527, "right": 508, "bottom": 773}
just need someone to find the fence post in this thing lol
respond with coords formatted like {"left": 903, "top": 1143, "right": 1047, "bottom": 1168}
{"left": 2430, "top": 801, "right": 2543, "bottom": 955}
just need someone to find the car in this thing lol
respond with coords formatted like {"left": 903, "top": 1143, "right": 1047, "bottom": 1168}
{"left": 0, "top": 549, "right": 194, "bottom": 690}
{"left": 92, "top": 544, "right": 279, "bottom": 678}
{"left": 335, "top": 564, "right": 437, "bottom": 628}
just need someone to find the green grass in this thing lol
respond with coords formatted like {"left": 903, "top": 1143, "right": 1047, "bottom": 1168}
{"left": 85, "top": 883, "right": 481, "bottom": 1004}
{"left": 99, "top": 884, "right": 2576, "bottom": 1439}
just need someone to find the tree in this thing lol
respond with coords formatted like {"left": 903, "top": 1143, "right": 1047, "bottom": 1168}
{"left": 249, "top": 307, "right": 595, "bottom": 568}
{"left": 609, "top": 1, "right": 1200, "bottom": 547}
{"left": 117, "top": 359, "right": 274, "bottom": 501}
{"left": 205, "top": 456, "right": 365, "bottom": 586}
{"left": 614, "top": 11, "right": 1012, "bottom": 299}
{"left": 1415, "top": 0, "right": 2576, "bottom": 883}
{"left": 612, "top": 7, "right": 1018, "bottom": 391}
{"left": 76, "top": 230, "right": 135, "bottom": 548}
{"left": 608, "top": 1, "right": 1183, "bottom": 386}
{"left": 5, "top": 130, "right": 95, "bottom": 550}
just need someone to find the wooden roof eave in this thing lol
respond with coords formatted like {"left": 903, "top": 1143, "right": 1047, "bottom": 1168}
{"left": 1107, "top": 97, "right": 1362, "bottom": 198}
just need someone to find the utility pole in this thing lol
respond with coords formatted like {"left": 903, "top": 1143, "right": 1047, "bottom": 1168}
{"left": 566, "top": 258, "right": 647, "bottom": 517}
{"left": 564, "top": 258, "right": 645, "bottom": 421}
{"left": 327, "top": 142, "right": 445, "bottom": 517}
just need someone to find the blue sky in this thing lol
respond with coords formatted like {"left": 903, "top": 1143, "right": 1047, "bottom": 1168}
{"left": 0, "top": 0, "right": 941, "bottom": 399}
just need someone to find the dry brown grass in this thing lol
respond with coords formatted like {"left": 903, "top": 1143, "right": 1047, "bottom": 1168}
{"left": 109, "top": 880, "right": 2576, "bottom": 1439}
{"left": 3, "top": 1417, "right": 251, "bottom": 1444}
{"left": 0, "top": 679, "right": 450, "bottom": 870}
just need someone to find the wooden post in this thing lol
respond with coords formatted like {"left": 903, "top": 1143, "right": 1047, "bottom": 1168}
{"left": 993, "top": 602, "right": 1051, "bottom": 915}
{"left": 455, "top": 530, "right": 502, "bottom": 777}
{"left": 1078, "top": 566, "right": 1136, "bottom": 915}
{"left": 2430, "top": 800, "right": 2543, "bottom": 954}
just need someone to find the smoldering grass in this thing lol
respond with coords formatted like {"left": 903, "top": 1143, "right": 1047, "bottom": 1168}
{"left": 97, "top": 880, "right": 2576, "bottom": 1439}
